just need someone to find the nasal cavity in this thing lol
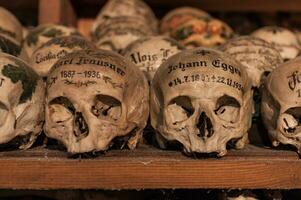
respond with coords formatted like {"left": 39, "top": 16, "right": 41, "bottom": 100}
{"left": 196, "top": 112, "right": 214, "bottom": 139}
{"left": 73, "top": 112, "right": 89, "bottom": 140}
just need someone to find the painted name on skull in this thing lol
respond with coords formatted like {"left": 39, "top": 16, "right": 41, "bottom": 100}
{"left": 167, "top": 59, "right": 241, "bottom": 77}
{"left": 54, "top": 56, "right": 126, "bottom": 76}
{"left": 287, "top": 71, "right": 301, "bottom": 97}
{"left": 35, "top": 50, "right": 68, "bottom": 64}
{"left": 168, "top": 73, "right": 244, "bottom": 91}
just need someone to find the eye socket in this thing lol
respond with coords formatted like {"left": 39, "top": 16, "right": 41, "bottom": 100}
{"left": 49, "top": 97, "right": 74, "bottom": 123}
{"left": 283, "top": 107, "right": 301, "bottom": 134}
{"left": 91, "top": 94, "right": 122, "bottom": 121}
{"left": 0, "top": 102, "right": 8, "bottom": 127}
{"left": 166, "top": 96, "right": 194, "bottom": 125}
{"left": 214, "top": 95, "right": 240, "bottom": 123}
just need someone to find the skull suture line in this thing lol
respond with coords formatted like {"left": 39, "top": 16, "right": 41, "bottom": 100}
{"left": 45, "top": 49, "right": 149, "bottom": 153}
{"left": 150, "top": 48, "right": 253, "bottom": 156}
{"left": 261, "top": 57, "right": 301, "bottom": 154}
{"left": 0, "top": 53, "right": 44, "bottom": 149}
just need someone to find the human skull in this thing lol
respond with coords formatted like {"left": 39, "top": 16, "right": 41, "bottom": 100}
{"left": 252, "top": 26, "right": 301, "bottom": 61}
{"left": 123, "top": 36, "right": 185, "bottom": 81}
{"left": 170, "top": 16, "right": 234, "bottom": 48}
{"left": 219, "top": 36, "right": 283, "bottom": 88}
{"left": 160, "top": 7, "right": 210, "bottom": 35}
{"left": 22, "top": 24, "right": 81, "bottom": 57}
{"left": 261, "top": 57, "right": 301, "bottom": 154}
{"left": 92, "top": 16, "right": 155, "bottom": 53}
{"left": 45, "top": 49, "right": 149, "bottom": 153}
{"left": 30, "top": 36, "right": 96, "bottom": 78}
{"left": 0, "top": 7, "right": 23, "bottom": 45}
{"left": 0, "top": 53, "right": 44, "bottom": 149}
{"left": 150, "top": 48, "right": 253, "bottom": 156}
{"left": 93, "top": 0, "right": 158, "bottom": 34}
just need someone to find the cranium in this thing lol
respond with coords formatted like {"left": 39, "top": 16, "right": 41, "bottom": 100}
{"left": 92, "top": 0, "right": 158, "bottom": 34}
{"left": 92, "top": 16, "right": 155, "bottom": 53}
{"left": 160, "top": 7, "right": 210, "bottom": 35}
{"left": 0, "top": 53, "right": 44, "bottom": 149}
{"left": 0, "top": 7, "right": 23, "bottom": 45}
{"left": 45, "top": 49, "right": 149, "bottom": 153}
{"left": 22, "top": 24, "right": 81, "bottom": 57}
{"left": 123, "top": 36, "right": 185, "bottom": 81}
{"left": 170, "top": 16, "right": 234, "bottom": 48}
{"left": 150, "top": 48, "right": 253, "bottom": 156}
{"left": 30, "top": 36, "right": 96, "bottom": 78}
{"left": 219, "top": 36, "right": 283, "bottom": 88}
{"left": 261, "top": 57, "right": 301, "bottom": 154}
{"left": 252, "top": 26, "right": 301, "bottom": 61}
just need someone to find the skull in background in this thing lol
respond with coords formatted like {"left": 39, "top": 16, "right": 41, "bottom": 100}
{"left": 0, "top": 53, "right": 44, "bottom": 149}
{"left": 150, "top": 48, "right": 253, "bottom": 156}
{"left": 220, "top": 36, "right": 283, "bottom": 88}
{"left": 160, "top": 7, "right": 210, "bottom": 35}
{"left": 22, "top": 24, "right": 81, "bottom": 58}
{"left": 261, "top": 57, "right": 301, "bottom": 154}
{"left": 252, "top": 26, "right": 301, "bottom": 61}
{"left": 45, "top": 49, "right": 149, "bottom": 153}
{"left": 123, "top": 36, "right": 185, "bottom": 81}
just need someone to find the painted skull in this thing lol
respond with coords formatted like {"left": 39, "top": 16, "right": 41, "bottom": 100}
{"left": 93, "top": 0, "right": 158, "bottom": 34}
{"left": 171, "top": 16, "right": 234, "bottom": 48}
{"left": 22, "top": 24, "right": 81, "bottom": 57}
{"left": 123, "top": 36, "right": 185, "bottom": 81}
{"left": 30, "top": 36, "right": 96, "bottom": 77}
{"left": 160, "top": 7, "right": 210, "bottom": 35}
{"left": 261, "top": 57, "right": 301, "bottom": 154}
{"left": 0, "top": 53, "right": 44, "bottom": 149}
{"left": 45, "top": 49, "right": 149, "bottom": 153}
{"left": 220, "top": 36, "right": 283, "bottom": 88}
{"left": 92, "top": 16, "right": 155, "bottom": 53}
{"left": 150, "top": 48, "right": 253, "bottom": 156}
{"left": 252, "top": 26, "right": 301, "bottom": 61}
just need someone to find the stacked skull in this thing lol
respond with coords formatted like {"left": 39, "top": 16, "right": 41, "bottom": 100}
{"left": 91, "top": 0, "right": 158, "bottom": 53}
{"left": 45, "top": 49, "right": 149, "bottom": 153}
{"left": 160, "top": 7, "right": 234, "bottom": 48}
{"left": 261, "top": 57, "right": 301, "bottom": 154}
{"left": 150, "top": 48, "right": 253, "bottom": 156}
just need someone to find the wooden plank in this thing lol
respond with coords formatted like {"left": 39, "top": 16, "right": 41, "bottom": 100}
{"left": 0, "top": 145, "right": 300, "bottom": 190}
{"left": 39, "top": 0, "right": 77, "bottom": 26}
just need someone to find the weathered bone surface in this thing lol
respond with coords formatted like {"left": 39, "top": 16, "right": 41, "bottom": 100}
{"left": 252, "top": 26, "right": 301, "bottom": 61}
{"left": 0, "top": 53, "right": 44, "bottom": 149}
{"left": 150, "top": 48, "right": 253, "bottom": 156}
{"left": 0, "top": 7, "right": 23, "bottom": 45}
{"left": 30, "top": 36, "right": 96, "bottom": 77}
{"left": 93, "top": 17, "right": 155, "bottom": 53}
{"left": 261, "top": 57, "right": 301, "bottom": 154}
{"left": 22, "top": 24, "right": 81, "bottom": 58}
{"left": 45, "top": 49, "right": 149, "bottom": 153}
{"left": 170, "top": 16, "right": 234, "bottom": 48}
{"left": 160, "top": 7, "right": 210, "bottom": 35}
{"left": 220, "top": 36, "right": 283, "bottom": 88}
{"left": 93, "top": 0, "right": 158, "bottom": 34}
{"left": 123, "top": 36, "right": 185, "bottom": 81}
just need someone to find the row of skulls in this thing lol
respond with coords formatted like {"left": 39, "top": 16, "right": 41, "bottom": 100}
{"left": 0, "top": 1, "right": 301, "bottom": 157}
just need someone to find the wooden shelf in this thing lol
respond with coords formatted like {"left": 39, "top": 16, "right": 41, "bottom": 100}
{"left": 0, "top": 144, "right": 300, "bottom": 190}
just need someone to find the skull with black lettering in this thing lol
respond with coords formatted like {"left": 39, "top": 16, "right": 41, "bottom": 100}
{"left": 252, "top": 26, "right": 301, "bottom": 61}
{"left": 45, "top": 49, "right": 149, "bottom": 153}
{"left": 150, "top": 48, "right": 253, "bottom": 156}
{"left": 261, "top": 57, "right": 301, "bottom": 154}
{"left": 0, "top": 53, "right": 44, "bottom": 149}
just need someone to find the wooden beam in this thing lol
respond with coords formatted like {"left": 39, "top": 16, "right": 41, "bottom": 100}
{"left": 39, "top": 0, "right": 77, "bottom": 26}
{"left": 0, "top": 145, "right": 300, "bottom": 189}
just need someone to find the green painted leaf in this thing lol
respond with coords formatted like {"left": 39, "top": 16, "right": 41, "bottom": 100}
{"left": 2, "top": 59, "right": 39, "bottom": 103}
